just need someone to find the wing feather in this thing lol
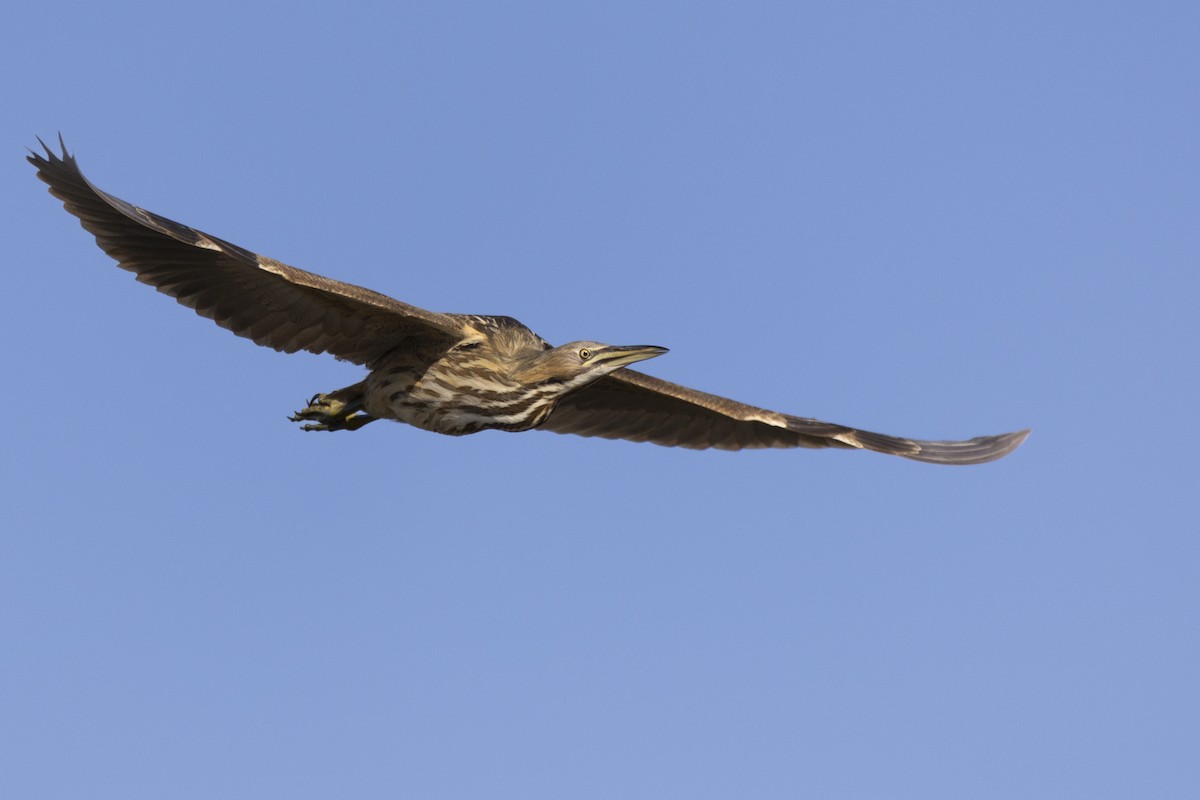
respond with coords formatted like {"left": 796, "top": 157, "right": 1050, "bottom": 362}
{"left": 541, "top": 369, "right": 1029, "bottom": 464}
{"left": 29, "top": 137, "right": 465, "bottom": 365}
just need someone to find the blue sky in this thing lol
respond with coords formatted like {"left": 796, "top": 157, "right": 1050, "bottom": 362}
{"left": 2, "top": 3, "right": 1196, "bottom": 798}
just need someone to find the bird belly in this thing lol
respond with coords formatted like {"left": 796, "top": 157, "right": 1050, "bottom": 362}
{"left": 363, "top": 364, "right": 556, "bottom": 436}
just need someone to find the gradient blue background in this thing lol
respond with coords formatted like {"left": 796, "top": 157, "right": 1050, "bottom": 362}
{"left": 3, "top": 3, "right": 1196, "bottom": 798}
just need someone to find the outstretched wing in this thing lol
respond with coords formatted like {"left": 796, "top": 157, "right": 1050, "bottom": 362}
{"left": 541, "top": 369, "right": 1028, "bottom": 464}
{"left": 29, "top": 137, "right": 466, "bottom": 365}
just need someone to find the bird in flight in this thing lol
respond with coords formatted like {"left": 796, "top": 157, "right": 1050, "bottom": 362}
{"left": 30, "top": 138, "right": 1027, "bottom": 465}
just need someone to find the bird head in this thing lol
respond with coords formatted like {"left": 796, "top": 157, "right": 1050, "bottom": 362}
{"left": 514, "top": 341, "right": 668, "bottom": 388}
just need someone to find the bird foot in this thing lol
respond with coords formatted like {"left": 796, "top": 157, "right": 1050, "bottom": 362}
{"left": 289, "top": 393, "right": 376, "bottom": 432}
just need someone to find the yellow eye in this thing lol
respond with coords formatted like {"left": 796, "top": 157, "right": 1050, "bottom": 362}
{"left": 578, "top": 348, "right": 592, "bottom": 361}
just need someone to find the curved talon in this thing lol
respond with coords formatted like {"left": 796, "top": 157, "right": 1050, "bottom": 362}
{"left": 288, "top": 383, "right": 373, "bottom": 432}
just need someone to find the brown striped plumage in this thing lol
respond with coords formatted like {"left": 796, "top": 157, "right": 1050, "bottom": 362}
{"left": 29, "top": 138, "right": 1029, "bottom": 464}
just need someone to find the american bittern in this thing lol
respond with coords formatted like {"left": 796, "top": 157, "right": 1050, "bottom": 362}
{"left": 30, "top": 139, "right": 1028, "bottom": 465}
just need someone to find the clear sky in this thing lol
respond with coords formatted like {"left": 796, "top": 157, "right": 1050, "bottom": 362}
{"left": 2, "top": 3, "right": 1196, "bottom": 798}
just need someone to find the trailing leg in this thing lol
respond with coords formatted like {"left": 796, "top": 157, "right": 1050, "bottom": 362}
{"left": 288, "top": 381, "right": 377, "bottom": 432}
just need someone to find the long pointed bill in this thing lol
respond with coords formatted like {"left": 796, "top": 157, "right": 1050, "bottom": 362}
{"left": 593, "top": 345, "right": 669, "bottom": 369}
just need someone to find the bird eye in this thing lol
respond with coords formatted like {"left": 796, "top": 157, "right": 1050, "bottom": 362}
{"left": 578, "top": 348, "right": 592, "bottom": 361}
